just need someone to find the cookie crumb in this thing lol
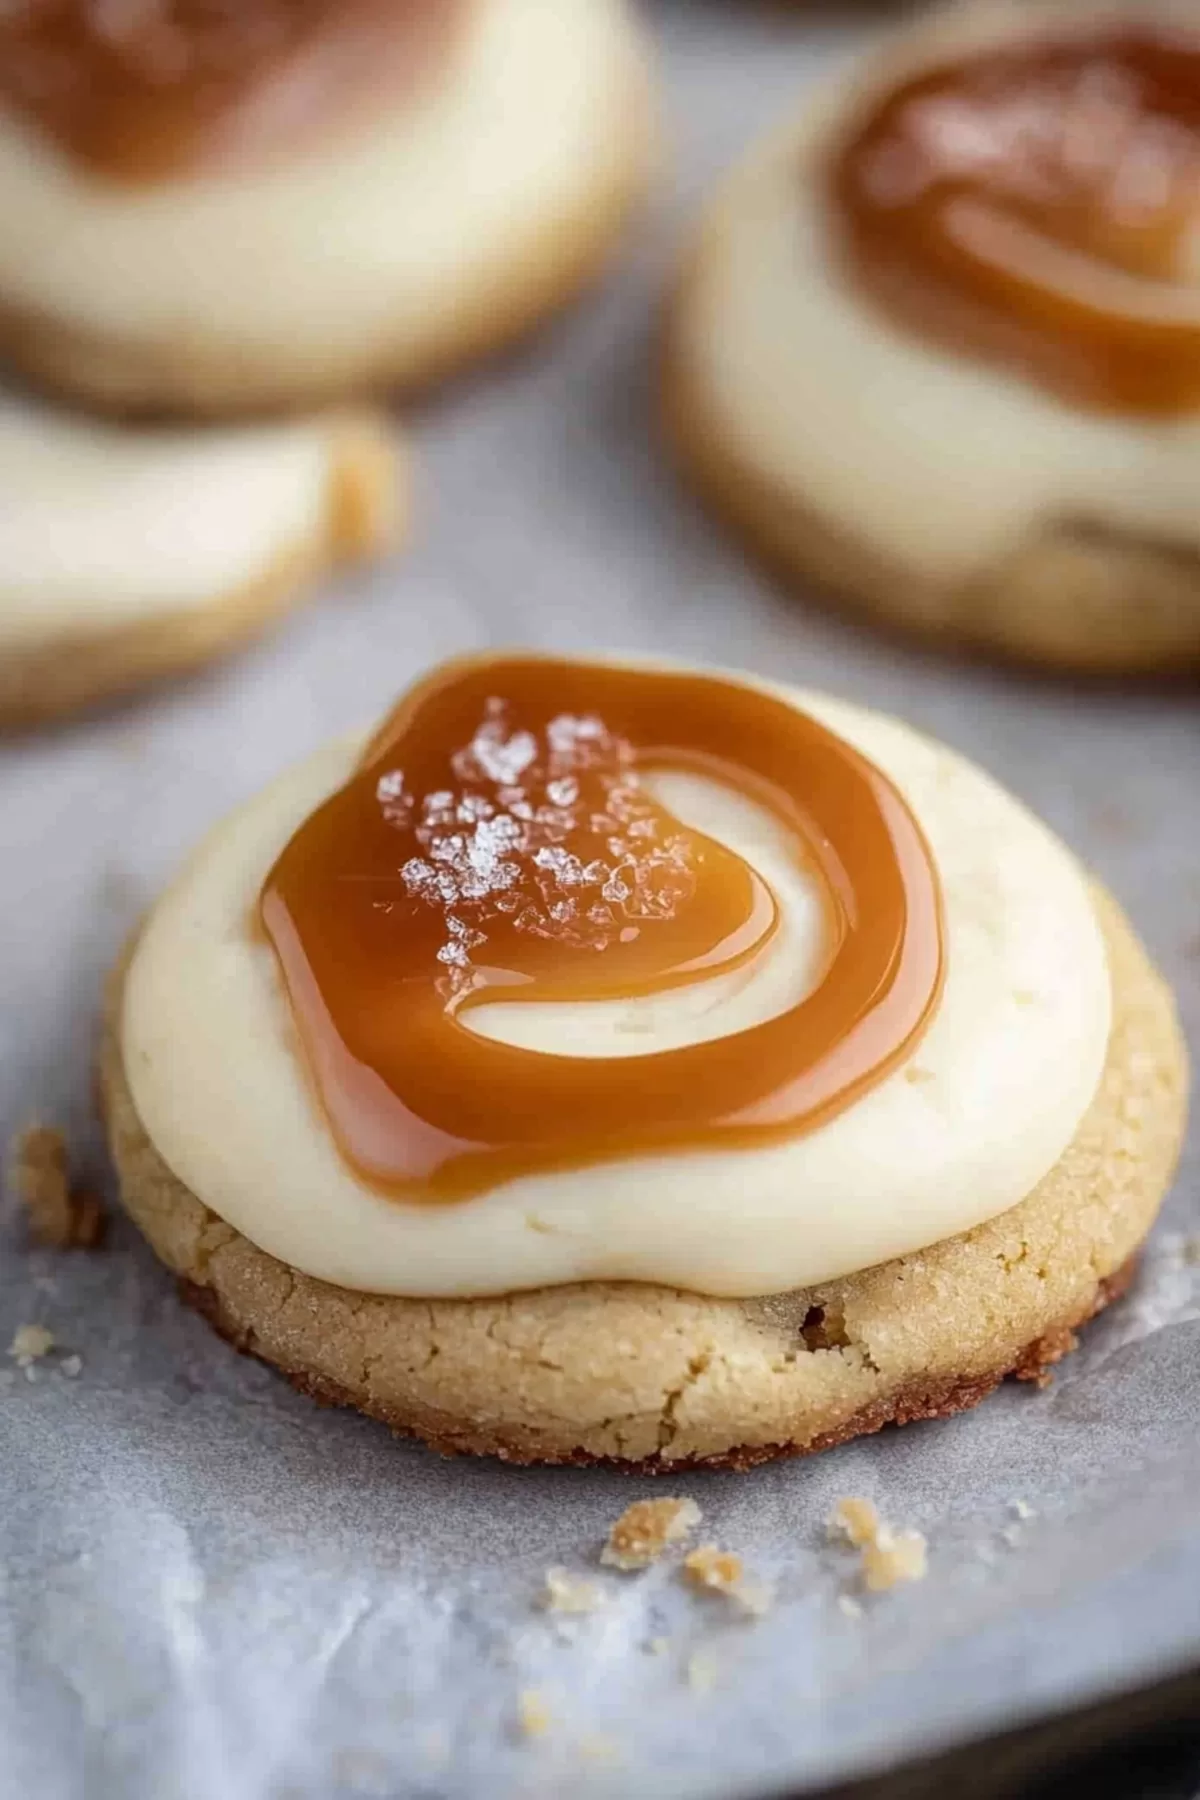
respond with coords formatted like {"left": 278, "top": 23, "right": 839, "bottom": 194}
{"left": 516, "top": 1690, "right": 551, "bottom": 1740}
{"left": 9, "top": 1324, "right": 54, "bottom": 1366}
{"left": 644, "top": 1635, "right": 670, "bottom": 1656}
{"left": 7, "top": 1125, "right": 105, "bottom": 1250}
{"left": 683, "top": 1544, "right": 743, "bottom": 1592}
{"left": 862, "top": 1528, "right": 928, "bottom": 1592}
{"left": 543, "top": 1566, "right": 605, "bottom": 1615}
{"left": 687, "top": 1649, "right": 719, "bottom": 1694}
{"left": 1009, "top": 1498, "right": 1034, "bottom": 1520}
{"left": 601, "top": 1497, "right": 701, "bottom": 1570}
{"left": 831, "top": 1496, "right": 927, "bottom": 1592}
{"left": 682, "top": 1545, "right": 773, "bottom": 1616}
{"left": 578, "top": 1733, "right": 619, "bottom": 1763}
{"left": 828, "top": 1497, "right": 879, "bottom": 1548}
{"left": 837, "top": 1594, "right": 863, "bottom": 1619}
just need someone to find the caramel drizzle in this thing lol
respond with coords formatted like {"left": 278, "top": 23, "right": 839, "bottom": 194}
{"left": 829, "top": 24, "right": 1200, "bottom": 414}
{"left": 260, "top": 657, "right": 945, "bottom": 1203}
{"left": 0, "top": 0, "right": 464, "bottom": 182}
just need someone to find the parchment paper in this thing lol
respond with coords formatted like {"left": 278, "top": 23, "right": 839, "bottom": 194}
{"left": 2, "top": 6, "right": 1198, "bottom": 1797}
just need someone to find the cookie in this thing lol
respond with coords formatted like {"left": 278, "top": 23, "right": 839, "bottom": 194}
{"left": 664, "top": 0, "right": 1200, "bottom": 675}
{"left": 101, "top": 656, "right": 1188, "bottom": 1467}
{"left": 0, "top": 0, "right": 654, "bottom": 418}
{"left": 0, "top": 400, "right": 404, "bottom": 727}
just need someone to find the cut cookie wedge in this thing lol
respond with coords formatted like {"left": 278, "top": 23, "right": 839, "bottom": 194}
{"left": 0, "top": 0, "right": 655, "bottom": 417}
{"left": 99, "top": 658, "right": 1188, "bottom": 1467}
{"left": 665, "top": 0, "right": 1200, "bottom": 674}
{"left": 0, "top": 400, "right": 405, "bottom": 726}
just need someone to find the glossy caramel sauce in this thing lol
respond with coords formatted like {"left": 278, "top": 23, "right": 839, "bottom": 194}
{"left": 260, "top": 656, "right": 945, "bottom": 1203}
{"left": 0, "top": 0, "right": 464, "bottom": 182}
{"left": 830, "top": 24, "right": 1200, "bottom": 414}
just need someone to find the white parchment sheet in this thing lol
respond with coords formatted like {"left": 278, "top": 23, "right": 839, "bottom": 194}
{"left": 1, "top": 7, "right": 1198, "bottom": 1798}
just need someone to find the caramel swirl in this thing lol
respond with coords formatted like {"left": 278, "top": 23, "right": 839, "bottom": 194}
{"left": 0, "top": 0, "right": 464, "bottom": 182}
{"left": 830, "top": 23, "right": 1200, "bottom": 414}
{"left": 260, "top": 656, "right": 944, "bottom": 1202}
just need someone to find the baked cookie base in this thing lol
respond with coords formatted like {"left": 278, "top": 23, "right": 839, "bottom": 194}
{"left": 0, "top": 72, "right": 654, "bottom": 422}
{"left": 0, "top": 417, "right": 404, "bottom": 728}
{"left": 99, "top": 886, "right": 1187, "bottom": 1469}
{"left": 663, "top": 288, "right": 1200, "bottom": 679}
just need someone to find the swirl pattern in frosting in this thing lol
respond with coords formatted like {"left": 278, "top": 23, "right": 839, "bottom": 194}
{"left": 260, "top": 655, "right": 944, "bottom": 1200}
{"left": 830, "top": 20, "right": 1200, "bottom": 413}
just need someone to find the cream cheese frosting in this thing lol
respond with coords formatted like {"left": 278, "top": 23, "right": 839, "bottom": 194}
{"left": 121, "top": 670, "right": 1113, "bottom": 1300}
{"left": 0, "top": 0, "right": 647, "bottom": 399}
{"left": 672, "top": 0, "right": 1200, "bottom": 589}
{"left": 0, "top": 398, "right": 399, "bottom": 650}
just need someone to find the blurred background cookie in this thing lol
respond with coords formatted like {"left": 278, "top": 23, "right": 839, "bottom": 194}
{"left": 665, "top": 0, "right": 1200, "bottom": 675}
{"left": 0, "top": 0, "right": 656, "bottom": 417}
{"left": 0, "top": 399, "right": 404, "bottom": 725}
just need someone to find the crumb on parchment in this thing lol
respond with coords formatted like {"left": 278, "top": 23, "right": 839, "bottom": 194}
{"left": 542, "top": 1566, "right": 606, "bottom": 1614}
{"left": 687, "top": 1649, "right": 719, "bottom": 1694}
{"left": 861, "top": 1529, "right": 927, "bottom": 1592}
{"left": 7, "top": 1124, "right": 105, "bottom": 1250}
{"left": 828, "top": 1497, "right": 879, "bottom": 1548}
{"left": 683, "top": 1544, "right": 743, "bottom": 1592}
{"left": 9, "top": 1324, "right": 55, "bottom": 1365}
{"left": 601, "top": 1497, "right": 702, "bottom": 1570}
{"left": 829, "top": 1496, "right": 928, "bottom": 1592}
{"left": 682, "top": 1545, "right": 773, "bottom": 1616}
{"left": 516, "top": 1689, "right": 552, "bottom": 1740}
{"left": 578, "top": 1733, "right": 620, "bottom": 1763}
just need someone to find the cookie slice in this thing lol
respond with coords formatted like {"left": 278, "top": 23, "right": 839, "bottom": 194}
{"left": 0, "top": 400, "right": 404, "bottom": 726}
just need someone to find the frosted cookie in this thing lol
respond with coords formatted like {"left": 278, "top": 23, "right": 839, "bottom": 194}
{"left": 0, "top": 0, "right": 653, "bottom": 418}
{"left": 0, "top": 399, "right": 403, "bottom": 726}
{"left": 666, "top": 0, "right": 1200, "bottom": 674}
{"left": 101, "top": 653, "right": 1187, "bottom": 1468}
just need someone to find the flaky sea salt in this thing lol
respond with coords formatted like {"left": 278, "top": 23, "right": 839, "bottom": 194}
{"left": 375, "top": 699, "right": 697, "bottom": 994}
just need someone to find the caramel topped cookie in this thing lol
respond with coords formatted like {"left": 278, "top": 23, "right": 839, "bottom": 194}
{"left": 0, "top": 0, "right": 654, "bottom": 415}
{"left": 100, "top": 655, "right": 1187, "bottom": 1464}
{"left": 666, "top": 1, "right": 1200, "bottom": 674}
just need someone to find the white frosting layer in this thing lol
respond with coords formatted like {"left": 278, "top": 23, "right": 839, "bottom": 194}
{"left": 0, "top": 0, "right": 644, "bottom": 382}
{"left": 675, "top": 0, "right": 1200, "bottom": 585}
{"left": 0, "top": 398, "right": 378, "bottom": 648}
{"left": 121, "top": 672, "right": 1112, "bottom": 1300}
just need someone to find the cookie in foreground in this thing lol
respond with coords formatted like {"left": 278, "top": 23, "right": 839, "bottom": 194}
{"left": 0, "top": 400, "right": 404, "bottom": 727}
{"left": 665, "top": 0, "right": 1200, "bottom": 675}
{"left": 0, "top": 0, "right": 654, "bottom": 418}
{"left": 101, "top": 653, "right": 1188, "bottom": 1467}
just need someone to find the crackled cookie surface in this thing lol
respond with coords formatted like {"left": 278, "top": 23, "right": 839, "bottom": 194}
{"left": 666, "top": 0, "right": 1200, "bottom": 673}
{"left": 0, "top": 0, "right": 653, "bottom": 415}
{"left": 103, "top": 653, "right": 1187, "bottom": 1465}
{"left": 0, "top": 398, "right": 403, "bottom": 725}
